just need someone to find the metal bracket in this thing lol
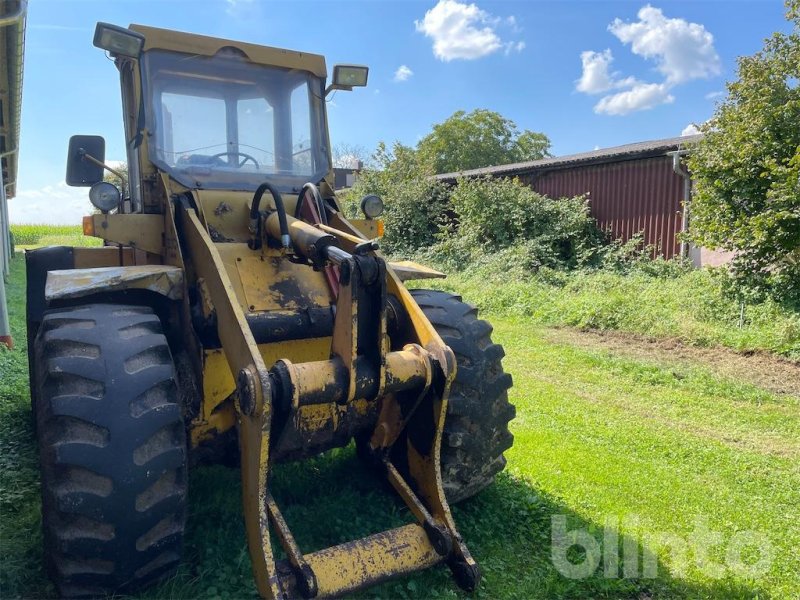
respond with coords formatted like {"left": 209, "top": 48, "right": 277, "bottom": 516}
{"left": 330, "top": 254, "right": 388, "bottom": 404}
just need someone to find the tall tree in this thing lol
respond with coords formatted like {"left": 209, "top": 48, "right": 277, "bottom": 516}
{"left": 332, "top": 143, "right": 371, "bottom": 169}
{"left": 688, "top": 0, "right": 800, "bottom": 305}
{"left": 416, "top": 109, "right": 551, "bottom": 174}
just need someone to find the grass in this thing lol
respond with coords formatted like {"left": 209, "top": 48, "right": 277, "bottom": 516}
{"left": 411, "top": 259, "right": 800, "bottom": 359}
{"left": 2, "top": 251, "right": 799, "bottom": 598}
{"left": 9, "top": 224, "right": 102, "bottom": 249}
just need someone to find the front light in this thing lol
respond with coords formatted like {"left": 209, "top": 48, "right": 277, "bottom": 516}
{"left": 360, "top": 194, "right": 384, "bottom": 219}
{"left": 89, "top": 181, "right": 121, "bottom": 213}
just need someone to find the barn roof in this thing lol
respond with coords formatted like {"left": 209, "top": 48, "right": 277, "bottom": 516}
{"left": 435, "top": 134, "right": 703, "bottom": 183}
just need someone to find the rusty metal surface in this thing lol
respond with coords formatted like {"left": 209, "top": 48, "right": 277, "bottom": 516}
{"left": 236, "top": 254, "right": 331, "bottom": 313}
{"left": 45, "top": 265, "right": 184, "bottom": 301}
{"left": 278, "top": 524, "right": 442, "bottom": 598}
{"left": 179, "top": 204, "right": 282, "bottom": 599}
{"left": 522, "top": 155, "right": 684, "bottom": 258}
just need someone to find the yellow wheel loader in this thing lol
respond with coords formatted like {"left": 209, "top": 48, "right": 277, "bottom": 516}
{"left": 26, "top": 22, "right": 514, "bottom": 598}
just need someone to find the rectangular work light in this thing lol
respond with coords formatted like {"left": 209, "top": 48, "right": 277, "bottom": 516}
{"left": 93, "top": 22, "right": 145, "bottom": 58}
{"left": 332, "top": 65, "right": 369, "bottom": 88}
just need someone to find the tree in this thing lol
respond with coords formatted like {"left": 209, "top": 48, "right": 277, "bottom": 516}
{"left": 343, "top": 142, "right": 448, "bottom": 254}
{"left": 416, "top": 109, "right": 551, "bottom": 174}
{"left": 688, "top": 0, "right": 800, "bottom": 305}
{"left": 103, "top": 162, "right": 129, "bottom": 194}
{"left": 332, "top": 143, "right": 371, "bottom": 169}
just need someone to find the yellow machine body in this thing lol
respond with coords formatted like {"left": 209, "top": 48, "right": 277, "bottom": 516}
{"left": 28, "top": 22, "right": 496, "bottom": 599}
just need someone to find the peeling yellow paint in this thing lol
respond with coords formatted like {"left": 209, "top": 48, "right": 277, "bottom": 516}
{"left": 45, "top": 265, "right": 184, "bottom": 302}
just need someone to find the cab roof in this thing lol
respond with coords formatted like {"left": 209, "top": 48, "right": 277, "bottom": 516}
{"left": 129, "top": 24, "right": 328, "bottom": 78}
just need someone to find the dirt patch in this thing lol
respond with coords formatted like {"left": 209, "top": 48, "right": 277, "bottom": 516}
{"left": 543, "top": 327, "right": 800, "bottom": 398}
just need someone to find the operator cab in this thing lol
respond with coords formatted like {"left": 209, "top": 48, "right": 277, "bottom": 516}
{"left": 143, "top": 47, "right": 328, "bottom": 192}
{"left": 65, "top": 22, "right": 368, "bottom": 212}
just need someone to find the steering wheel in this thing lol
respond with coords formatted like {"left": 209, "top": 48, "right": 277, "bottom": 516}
{"left": 210, "top": 151, "right": 260, "bottom": 169}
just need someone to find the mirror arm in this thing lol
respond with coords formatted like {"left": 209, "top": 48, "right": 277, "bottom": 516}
{"left": 79, "top": 149, "right": 127, "bottom": 195}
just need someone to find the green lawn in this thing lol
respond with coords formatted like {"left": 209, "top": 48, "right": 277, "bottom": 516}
{"left": 9, "top": 224, "right": 102, "bottom": 250}
{"left": 1, "top": 251, "right": 798, "bottom": 599}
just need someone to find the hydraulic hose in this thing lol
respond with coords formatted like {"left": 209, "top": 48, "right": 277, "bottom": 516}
{"left": 250, "top": 182, "right": 290, "bottom": 249}
{"left": 295, "top": 182, "right": 328, "bottom": 226}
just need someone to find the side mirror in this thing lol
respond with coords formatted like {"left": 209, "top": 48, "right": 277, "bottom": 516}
{"left": 326, "top": 65, "right": 369, "bottom": 96}
{"left": 66, "top": 135, "right": 105, "bottom": 187}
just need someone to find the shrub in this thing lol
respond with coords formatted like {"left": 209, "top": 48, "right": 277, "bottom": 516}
{"left": 343, "top": 142, "right": 449, "bottom": 254}
{"left": 433, "top": 176, "right": 605, "bottom": 271}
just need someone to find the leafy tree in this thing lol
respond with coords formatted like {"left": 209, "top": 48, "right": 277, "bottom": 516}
{"left": 416, "top": 109, "right": 551, "bottom": 174}
{"left": 342, "top": 142, "right": 448, "bottom": 254}
{"left": 688, "top": 0, "right": 800, "bottom": 305}
{"left": 103, "top": 162, "right": 128, "bottom": 194}
{"left": 332, "top": 143, "right": 371, "bottom": 169}
{"left": 513, "top": 130, "right": 552, "bottom": 164}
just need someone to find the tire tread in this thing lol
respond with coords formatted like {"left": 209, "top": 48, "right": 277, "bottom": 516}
{"left": 35, "top": 304, "right": 186, "bottom": 597}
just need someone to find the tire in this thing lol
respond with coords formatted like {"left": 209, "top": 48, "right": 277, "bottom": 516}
{"left": 410, "top": 289, "right": 515, "bottom": 503}
{"left": 34, "top": 304, "right": 187, "bottom": 597}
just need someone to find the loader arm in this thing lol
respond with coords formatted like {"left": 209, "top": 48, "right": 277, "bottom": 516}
{"left": 178, "top": 197, "right": 479, "bottom": 598}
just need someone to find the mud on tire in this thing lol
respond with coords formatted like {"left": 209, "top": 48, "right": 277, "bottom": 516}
{"left": 410, "top": 290, "right": 515, "bottom": 503}
{"left": 34, "top": 304, "right": 187, "bottom": 597}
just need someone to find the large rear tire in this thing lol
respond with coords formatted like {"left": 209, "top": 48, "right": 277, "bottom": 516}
{"left": 410, "top": 289, "right": 515, "bottom": 503}
{"left": 34, "top": 304, "right": 187, "bottom": 597}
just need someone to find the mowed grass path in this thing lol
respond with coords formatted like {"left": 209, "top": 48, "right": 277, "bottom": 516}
{"left": 1, "top": 253, "right": 798, "bottom": 598}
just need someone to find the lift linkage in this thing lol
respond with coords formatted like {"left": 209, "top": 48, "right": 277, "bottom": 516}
{"left": 179, "top": 201, "right": 480, "bottom": 598}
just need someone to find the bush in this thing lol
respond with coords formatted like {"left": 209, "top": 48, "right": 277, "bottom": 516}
{"left": 431, "top": 177, "right": 605, "bottom": 272}
{"left": 343, "top": 142, "right": 449, "bottom": 254}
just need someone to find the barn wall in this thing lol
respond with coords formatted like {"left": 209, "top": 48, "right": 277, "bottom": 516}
{"left": 519, "top": 156, "right": 684, "bottom": 258}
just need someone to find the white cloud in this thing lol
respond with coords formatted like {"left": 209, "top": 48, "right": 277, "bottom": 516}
{"left": 608, "top": 5, "right": 720, "bottom": 85}
{"left": 393, "top": 65, "right": 414, "bottom": 82}
{"left": 705, "top": 90, "right": 724, "bottom": 100}
{"left": 593, "top": 82, "right": 674, "bottom": 116}
{"left": 681, "top": 123, "right": 701, "bottom": 136}
{"left": 576, "top": 49, "right": 638, "bottom": 95}
{"left": 414, "top": 0, "right": 522, "bottom": 61}
{"left": 504, "top": 41, "right": 525, "bottom": 56}
{"left": 577, "top": 5, "right": 720, "bottom": 116}
{"left": 506, "top": 16, "right": 522, "bottom": 33}
{"left": 9, "top": 182, "right": 92, "bottom": 225}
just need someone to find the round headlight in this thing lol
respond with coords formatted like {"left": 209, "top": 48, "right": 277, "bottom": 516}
{"left": 89, "top": 181, "right": 121, "bottom": 213}
{"left": 360, "top": 194, "right": 384, "bottom": 219}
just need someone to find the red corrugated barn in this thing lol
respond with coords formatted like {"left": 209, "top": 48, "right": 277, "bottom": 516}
{"left": 437, "top": 135, "right": 702, "bottom": 259}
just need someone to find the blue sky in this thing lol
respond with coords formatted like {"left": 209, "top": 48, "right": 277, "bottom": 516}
{"left": 10, "top": 0, "right": 791, "bottom": 223}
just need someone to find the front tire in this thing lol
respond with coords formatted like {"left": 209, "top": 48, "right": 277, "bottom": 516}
{"left": 410, "top": 290, "right": 515, "bottom": 503}
{"left": 34, "top": 304, "right": 187, "bottom": 597}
